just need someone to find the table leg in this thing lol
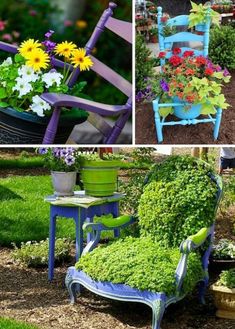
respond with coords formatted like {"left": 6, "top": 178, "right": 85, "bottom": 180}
{"left": 75, "top": 207, "right": 84, "bottom": 261}
{"left": 48, "top": 210, "right": 57, "bottom": 281}
{"left": 112, "top": 202, "right": 120, "bottom": 238}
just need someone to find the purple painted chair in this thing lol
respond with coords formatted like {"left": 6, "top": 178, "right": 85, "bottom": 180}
{"left": 41, "top": 2, "right": 132, "bottom": 144}
{"left": 0, "top": 2, "right": 132, "bottom": 145}
{"left": 65, "top": 159, "right": 223, "bottom": 329}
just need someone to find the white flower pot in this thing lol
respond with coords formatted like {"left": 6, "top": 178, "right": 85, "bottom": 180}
{"left": 51, "top": 171, "right": 77, "bottom": 196}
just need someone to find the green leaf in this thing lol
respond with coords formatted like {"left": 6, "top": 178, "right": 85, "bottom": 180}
{"left": 0, "top": 88, "right": 7, "bottom": 99}
{"left": 14, "top": 54, "right": 24, "bottom": 63}
{"left": 0, "top": 101, "right": 9, "bottom": 108}
{"left": 159, "top": 106, "right": 173, "bottom": 117}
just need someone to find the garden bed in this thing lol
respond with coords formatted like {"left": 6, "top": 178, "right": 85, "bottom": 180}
{"left": 0, "top": 247, "right": 235, "bottom": 329}
{"left": 135, "top": 71, "right": 235, "bottom": 144}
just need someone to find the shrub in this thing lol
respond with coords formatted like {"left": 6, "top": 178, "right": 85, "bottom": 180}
{"left": 136, "top": 34, "right": 155, "bottom": 91}
{"left": 217, "top": 268, "right": 235, "bottom": 289}
{"left": 76, "top": 236, "right": 203, "bottom": 295}
{"left": 12, "top": 238, "right": 72, "bottom": 267}
{"left": 138, "top": 156, "right": 218, "bottom": 247}
{"left": 209, "top": 25, "right": 235, "bottom": 70}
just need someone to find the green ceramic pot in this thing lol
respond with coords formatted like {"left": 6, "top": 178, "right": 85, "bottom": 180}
{"left": 80, "top": 160, "right": 120, "bottom": 197}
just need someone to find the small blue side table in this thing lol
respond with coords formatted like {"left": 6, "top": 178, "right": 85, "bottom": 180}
{"left": 45, "top": 191, "right": 124, "bottom": 281}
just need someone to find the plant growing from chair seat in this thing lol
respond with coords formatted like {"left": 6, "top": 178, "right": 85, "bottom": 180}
{"left": 156, "top": 48, "right": 231, "bottom": 117}
{"left": 188, "top": 1, "right": 220, "bottom": 28}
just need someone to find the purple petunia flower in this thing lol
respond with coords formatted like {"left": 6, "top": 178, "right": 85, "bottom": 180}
{"left": 136, "top": 91, "right": 144, "bottom": 102}
{"left": 38, "top": 147, "right": 48, "bottom": 155}
{"left": 45, "top": 30, "right": 55, "bottom": 39}
{"left": 65, "top": 155, "right": 75, "bottom": 166}
{"left": 160, "top": 79, "right": 169, "bottom": 92}
{"left": 223, "top": 68, "right": 230, "bottom": 77}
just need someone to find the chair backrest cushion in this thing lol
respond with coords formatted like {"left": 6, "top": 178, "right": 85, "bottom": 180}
{"left": 138, "top": 156, "right": 220, "bottom": 248}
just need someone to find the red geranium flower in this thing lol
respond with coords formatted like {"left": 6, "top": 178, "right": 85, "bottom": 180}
{"left": 161, "top": 16, "right": 168, "bottom": 23}
{"left": 169, "top": 55, "right": 182, "bottom": 66}
{"left": 196, "top": 56, "right": 206, "bottom": 65}
{"left": 183, "top": 50, "right": 194, "bottom": 57}
{"left": 205, "top": 68, "right": 214, "bottom": 76}
{"left": 159, "top": 51, "right": 166, "bottom": 58}
{"left": 172, "top": 47, "right": 181, "bottom": 55}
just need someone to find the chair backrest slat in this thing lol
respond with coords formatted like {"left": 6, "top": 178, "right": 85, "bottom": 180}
{"left": 164, "top": 32, "right": 204, "bottom": 43}
{"left": 105, "top": 17, "right": 132, "bottom": 44}
{"left": 90, "top": 55, "right": 132, "bottom": 98}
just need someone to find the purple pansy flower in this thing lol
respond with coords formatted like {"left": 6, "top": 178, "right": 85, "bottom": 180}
{"left": 38, "top": 147, "right": 48, "bottom": 155}
{"left": 160, "top": 79, "right": 169, "bottom": 92}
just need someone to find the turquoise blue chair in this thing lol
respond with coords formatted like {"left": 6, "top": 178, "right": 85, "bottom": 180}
{"left": 153, "top": 6, "right": 222, "bottom": 143}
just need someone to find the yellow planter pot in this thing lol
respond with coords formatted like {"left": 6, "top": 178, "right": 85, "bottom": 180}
{"left": 210, "top": 284, "right": 235, "bottom": 320}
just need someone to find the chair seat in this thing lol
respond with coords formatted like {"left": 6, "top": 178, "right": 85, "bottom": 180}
{"left": 76, "top": 236, "right": 204, "bottom": 296}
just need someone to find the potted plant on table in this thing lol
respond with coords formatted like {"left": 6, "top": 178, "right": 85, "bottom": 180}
{"left": 210, "top": 268, "right": 235, "bottom": 319}
{"left": 156, "top": 48, "right": 231, "bottom": 119}
{"left": 0, "top": 31, "right": 93, "bottom": 144}
{"left": 78, "top": 152, "right": 124, "bottom": 197}
{"left": 39, "top": 147, "right": 80, "bottom": 196}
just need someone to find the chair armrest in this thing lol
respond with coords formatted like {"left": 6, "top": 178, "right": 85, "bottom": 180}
{"left": 41, "top": 92, "right": 127, "bottom": 116}
{"left": 180, "top": 227, "right": 211, "bottom": 253}
{"left": 83, "top": 215, "right": 134, "bottom": 232}
{"left": 82, "top": 215, "right": 135, "bottom": 255}
{"left": 175, "top": 227, "right": 211, "bottom": 293}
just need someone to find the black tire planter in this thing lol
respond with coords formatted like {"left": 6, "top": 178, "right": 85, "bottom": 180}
{"left": 209, "top": 258, "right": 235, "bottom": 272}
{"left": 0, "top": 107, "right": 87, "bottom": 144}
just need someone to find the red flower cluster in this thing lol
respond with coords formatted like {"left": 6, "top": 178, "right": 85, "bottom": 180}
{"left": 183, "top": 50, "right": 194, "bottom": 58}
{"left": 169, "top": 55, "right": 182, "bottom": 67}
{"left": 172, "top": 47, "right": 181, "bottom": 55}
{"left": 196, "top": 56, "right": 206, "bottom": 65}
{"left": 159, "top": 51, "right": 166, "bottom": 58}
{"left": 205, "top": 68, "right": 214, "bottom": 76}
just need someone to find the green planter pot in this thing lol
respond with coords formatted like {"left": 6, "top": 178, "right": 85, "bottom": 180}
{"left": 80, "top": 160, "right": 120, "bottom": 197}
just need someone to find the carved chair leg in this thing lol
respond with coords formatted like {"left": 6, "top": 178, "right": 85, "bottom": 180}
{"left": 65, "top": 272, "right": 79, "bottom": 304}
{"left": 153, "top": 101, "right": 163, "bottom": 143}
{"left": 152, "top": 298, "right": 165, "bottom": 329}
{"left": 213, "top": 107, "right": 222, "bottom": 140}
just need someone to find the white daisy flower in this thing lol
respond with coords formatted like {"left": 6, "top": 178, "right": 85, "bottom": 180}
{"left": 30, "top": 95, "right": 51, "bottom": 117}
{"left": 12, "top": 77, "right": 33, "bottom": 98}
{"left": 18, "top": 65, "right": 39, "bottom": 83}
{"left": 42, "top": 71, "right": 63, "bottom": 88}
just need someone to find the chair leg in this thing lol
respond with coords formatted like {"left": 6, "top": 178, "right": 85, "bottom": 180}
{"left": 198, "top": 276, "right": 208, "bottom": 305}
{"left": 152, "top": 299, "right": 165, "bottom": 329}
{"left": 213, "top": 108, "right": 222, "bottom": 140}
{"left": 65, "top": 272, "right": 80, "bottom": 304}
{"left": 153, "top": 102, "right": 163, "bottom": 143}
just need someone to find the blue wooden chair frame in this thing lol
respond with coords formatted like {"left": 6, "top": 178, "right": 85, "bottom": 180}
{"left": 153, "top": 7, "right": 222, "bottom": 143}
{"left": 65, "top": 172, "right": 223, "bottom": 329}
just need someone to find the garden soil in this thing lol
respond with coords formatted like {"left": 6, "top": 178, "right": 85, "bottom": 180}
{"left": 135, "top": 71, "right": 235, "bottom": 144}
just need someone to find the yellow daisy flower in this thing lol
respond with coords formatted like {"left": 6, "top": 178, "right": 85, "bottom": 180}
{"left": 54, "top": 41, "right": 77, "bottom": 58}
{"left": 18, "top": 39, "right": 41, "bottom": 59}
{"left": 71, "top": 48, "right": 93, "bottom": 71}
{"left": 26, "top": 49, "right": 50, "bottom": 71}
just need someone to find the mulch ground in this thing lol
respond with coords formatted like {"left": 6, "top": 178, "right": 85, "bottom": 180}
{"left": 135, "top": 71, "right": 235, "bottom": 144}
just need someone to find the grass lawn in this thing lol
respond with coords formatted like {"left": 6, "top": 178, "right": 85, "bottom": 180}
{"left": 0, "top": 318, "right": 39, "bottom": 329}
{"left": 0, "top": 175, "right": 77, "bottom": 247}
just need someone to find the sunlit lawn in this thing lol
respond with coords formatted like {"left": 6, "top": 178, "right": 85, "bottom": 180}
{"left": 0, "top": 175, "right": 77, "bottom": 247}
{"left": 0, "top": 318, "right": 40, "bottom": 329}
